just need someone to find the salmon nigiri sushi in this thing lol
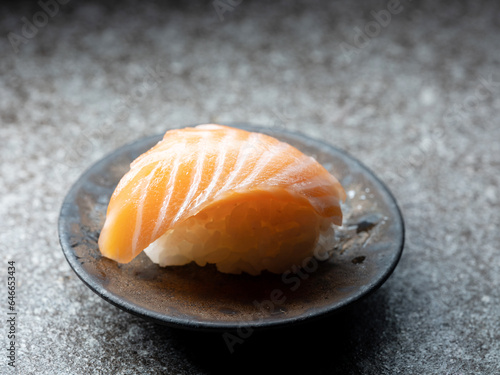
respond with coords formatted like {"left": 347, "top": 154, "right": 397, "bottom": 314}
{"left": 98, "top": 124, "right": 346, "bottom": 275}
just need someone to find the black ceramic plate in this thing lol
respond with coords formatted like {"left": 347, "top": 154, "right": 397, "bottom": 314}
{"left": 59, "top": 124, "right": 404, "bottom": 331}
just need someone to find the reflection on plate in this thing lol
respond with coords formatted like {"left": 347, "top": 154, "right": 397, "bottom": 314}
{"left": 58, "top": 124, "right": 404, "bottom": 331}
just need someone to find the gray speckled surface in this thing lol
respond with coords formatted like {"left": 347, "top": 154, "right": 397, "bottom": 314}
{"left": 1, "top": 0, "right": 499, "bottom": 374}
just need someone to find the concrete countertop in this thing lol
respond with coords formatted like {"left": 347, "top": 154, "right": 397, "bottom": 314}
{"left": 1, "top": 0, "right": 499, "bottom": 374}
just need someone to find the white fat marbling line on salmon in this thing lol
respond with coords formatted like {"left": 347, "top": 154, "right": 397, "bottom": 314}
{"left": 191, "top": 131, "right": 237, "bottom": 209}
{"left": 217, "top": 132, "right": 261, "bottom": 193}
{"left": 290, "top": 173, "right": 334, "bottom": 192}
{"left": 131, "top": 142, "right": 188, "bottom": 173}
{"left": 131, "top": 164, "right": 161, "bottom": 257}
{"left": 237, "top": 141, "right": 290, "bottom": 188}
{"left": 114, "top": 146, "right": 173, "bottom": 197}
{"left": 264, "top": 154, "right": 318, "bottom": 186}
{"left": 171, "top": 136, "right": 209, "bottom": 225}
{"left": 150, "top": 143, "right": 185, "bottom": 241}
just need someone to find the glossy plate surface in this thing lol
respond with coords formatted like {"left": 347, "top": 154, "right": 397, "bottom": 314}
{"left": 58, "top": 124, "right": 404, "bottom": 331}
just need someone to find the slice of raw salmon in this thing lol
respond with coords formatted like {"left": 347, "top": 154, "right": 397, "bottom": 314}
{"left": 98, "top": 124, "right": 346, "bottom": 268}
